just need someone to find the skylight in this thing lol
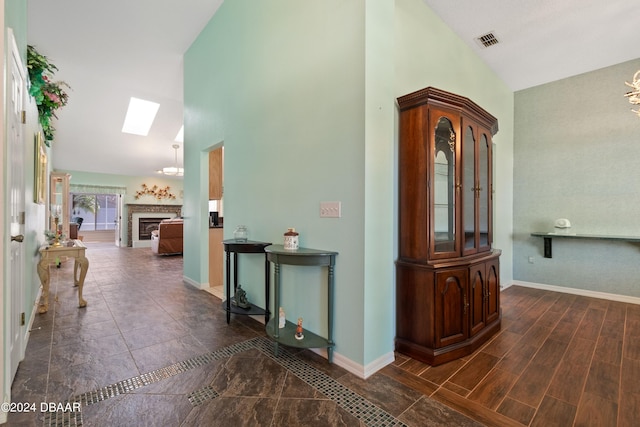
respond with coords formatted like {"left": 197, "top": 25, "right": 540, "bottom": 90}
{"left": 121, "top": 97, "right": 160, "bottom": 136}
{"left": 175, "top": 125, "right": 184, "bottom": 142}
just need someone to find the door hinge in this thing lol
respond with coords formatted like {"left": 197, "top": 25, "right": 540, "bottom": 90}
{"left": 19, "top": 211, "right": 25, "bottom": 225}
{"left": 21, "top": 110, "right": 26, "bottom": 124}
{"left": 21, "top": 312, "right": 25, "bottom": 326}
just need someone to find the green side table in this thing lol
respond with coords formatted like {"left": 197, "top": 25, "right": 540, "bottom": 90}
{"left": 264, "top": 244, "right": 338, "bottom": 363}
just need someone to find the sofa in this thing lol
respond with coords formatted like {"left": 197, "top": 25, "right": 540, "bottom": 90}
{"left": 151, "top": 218, "right": 183, "bottom": 255}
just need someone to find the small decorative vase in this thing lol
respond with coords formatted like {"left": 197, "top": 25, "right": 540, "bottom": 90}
{"left": 284, "top": 228, "right": 299, "bottom": 250}
{"left": 279, "top": 307, "right": 286, "bottom": 329}
{"left": 233, "top": 225, "right": 248, "bottom": 242}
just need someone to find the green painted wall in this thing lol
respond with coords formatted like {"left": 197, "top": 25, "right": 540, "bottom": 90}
{"left": 59, "top": 170, "right": 184, "bottom": 245}
{"left": 363, "top": 0, "right": 395, "bottom": 367}
{"left": 185, "top": 0, "right": 368, "bottom": 365}
{"left": 514, "top": 58, "right": 640, "bottom": 297}
{"left": 62, "top": 170, "right": 184, "bottom": 206}
{"left": 184, "top": 0, "right": 515, "bottom": 368}
{"left": 5, "top": 0, "right": 26, "bottom": 48}
{"left": 395, "top": 0, "right": 515, "bottom": 289}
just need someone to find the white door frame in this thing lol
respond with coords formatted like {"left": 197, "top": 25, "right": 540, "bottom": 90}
{"left": 115, "top": 194, "right": 123, "bottom": 246}
{"left": 6, "top": 26, "right": 26, "bottom": 389}
{"left": 0, "top": 21, "right": 30, "bottom": 422}
{"left": 0, "top": 6, "right": 7, "bottom": 423}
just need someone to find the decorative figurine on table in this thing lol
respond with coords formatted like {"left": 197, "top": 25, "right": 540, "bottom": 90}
{"left": 284, "top": 228, "right": 299, "bottom": 250}
{"left": 295, "top": 317, "right": 304, "bottom": 340}
{"left": 279, "top": 307, "right": 286, "bottom": 328}
{"left": 233, "top": 285, "right": 250, "bottom": 309}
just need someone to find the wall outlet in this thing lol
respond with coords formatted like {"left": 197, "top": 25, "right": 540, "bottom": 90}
{"left": 320, "top": 201, "right": 341, "bottom": 218}
{"left": 528, "top": 256, "right": 535, "bottom": 264}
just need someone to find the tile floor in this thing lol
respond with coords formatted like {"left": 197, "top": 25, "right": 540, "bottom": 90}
{"left": 8, "top": 242, "right": 639, "bottom": 426}
{"left": 8, "top": 243, "right": 477, "bottom": 426}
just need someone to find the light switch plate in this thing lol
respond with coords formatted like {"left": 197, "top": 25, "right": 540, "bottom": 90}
{"left": 320, "top": 201, "right": 341, "bottom": 218}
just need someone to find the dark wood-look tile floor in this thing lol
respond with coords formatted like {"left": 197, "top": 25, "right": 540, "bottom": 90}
{"left": 382, "top": 285, "right": 640, "bottom": 427}
{"left": 7, "top": 242, "right": 639, "bottom": 426}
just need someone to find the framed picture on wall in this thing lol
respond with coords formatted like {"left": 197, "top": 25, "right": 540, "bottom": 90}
{"left": 34, "top": 131, "right": 47, "bottom": 204}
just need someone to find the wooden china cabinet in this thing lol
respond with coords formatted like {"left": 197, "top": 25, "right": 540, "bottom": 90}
{"left": 395, "top": 87, "right": 501, "bottom": 366}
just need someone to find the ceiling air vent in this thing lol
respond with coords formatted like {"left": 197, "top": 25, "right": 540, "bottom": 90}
{"left": 475, "top": 32, "right": 499, "bottom": 48}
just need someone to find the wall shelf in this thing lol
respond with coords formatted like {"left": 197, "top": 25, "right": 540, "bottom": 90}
{"left": 531, "top": 232, "right": 640, "bottom": 258}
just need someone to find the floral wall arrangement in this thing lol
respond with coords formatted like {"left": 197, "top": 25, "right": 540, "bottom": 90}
{"left": 27, "top": 45, "right": 70, "bottom": 145}
{"left": 134, "top": 183, "right": 176, "bottom": 201}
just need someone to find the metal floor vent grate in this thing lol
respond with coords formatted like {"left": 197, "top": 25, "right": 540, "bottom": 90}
{"left": 43, "top": 337, "right": 405, "bottom": 427}
{"left": 476, "top": 31, "right": 499, "bottom": 48}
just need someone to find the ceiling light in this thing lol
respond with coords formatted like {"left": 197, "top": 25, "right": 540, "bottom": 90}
{"left": 122, "top": 97, "right": 160, "bottom": 136}
{"left": 162, "top": 144, "right": 184, "bottom": 177}
{"left": 175, "top": 125, "right": 184, "bottom": 142}
{"left": 624, "top": 70, "right": 640, "bottom": 117}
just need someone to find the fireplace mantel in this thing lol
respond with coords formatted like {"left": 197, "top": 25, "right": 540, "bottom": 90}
{"left": 126, "top": 204, "right": 182, "bottom": 247}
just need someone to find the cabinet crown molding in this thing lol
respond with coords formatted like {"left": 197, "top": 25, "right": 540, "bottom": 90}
{"left": 397, "top": 87, "right": 499, "bottom": 136}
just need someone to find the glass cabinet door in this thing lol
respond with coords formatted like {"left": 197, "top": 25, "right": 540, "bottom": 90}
{"left": 431, "top": 113, "right": 459, "bottom": 259}
{"left": 479, "top": 132, "right": 491, "bottom": 251}
{"left": 463, "top": 125, "right": 476, "bottom": 253}
{"left": 462, "top": 123, "right": 492, "bottom": 256}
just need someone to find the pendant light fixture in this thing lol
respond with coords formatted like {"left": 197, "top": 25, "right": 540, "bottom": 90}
{"left": 162, "top": 144, "right": 184, "bottom": 176}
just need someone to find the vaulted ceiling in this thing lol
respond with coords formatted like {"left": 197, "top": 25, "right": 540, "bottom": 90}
{"left": 26, "top": 0, "right": 640, "bottom": 178}
{"left": 27, "top": 0, "right": 223, "bottom": 177}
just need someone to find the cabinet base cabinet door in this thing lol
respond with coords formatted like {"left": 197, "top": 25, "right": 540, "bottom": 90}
{"left": 486, "top": 258, "right": 500, "bottom": 324}
{"left": 395, "top": 253, "right": 501, "bottom": 366}
{"left": 469, "top": 264, "right": 487, "bottom": 337}
{"left": 435, "top": 268, "right": 468, "bottom": 348}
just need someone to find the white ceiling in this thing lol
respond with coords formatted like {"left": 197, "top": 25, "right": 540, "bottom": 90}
{"left": 26, "top": 0, "right": 640, "bottom": 178}
{"left": 27, "top": 0, "right": 223, "bottom": 177}
{"left": 422, "top": 0, "right": 640, "bottom": 91}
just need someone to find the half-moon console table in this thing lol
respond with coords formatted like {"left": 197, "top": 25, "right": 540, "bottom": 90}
{"left": 222, "top": 239, "right": 272, "bottom": 324}
{"left": 264, "top": 244, "right": 338, "bottom": 363}
{"left": 531, "top": 232, "right": 640, "bottom": 258}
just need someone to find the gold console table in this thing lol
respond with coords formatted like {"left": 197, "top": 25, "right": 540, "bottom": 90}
{"left": 37, "top": 239, "right": 89, "bottom": 314}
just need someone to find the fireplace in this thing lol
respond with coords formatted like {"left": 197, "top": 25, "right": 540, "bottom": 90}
{"left": 138, "top": 217, "right": 170, "bottom": 240}
{"left": 126, "top": 204, "right": 182, "bottom": 247}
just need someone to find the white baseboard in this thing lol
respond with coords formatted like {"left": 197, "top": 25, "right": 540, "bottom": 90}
{"left": 25, "top": 287, "right": 43, "bottom": 338}
{"left": 361, "top": 351, "right": 396, "bottom": 379}
{"left": 187, "top": 277, "right": 397, "bottom": 378}
{"left": 511, "top": 280, "right": 640, "bottom": 305}
{"left": 183, "top": 275, "right": 208, "bottom": 290}
{"left": 308, "top": 347, "right": 395, "bottom": 380}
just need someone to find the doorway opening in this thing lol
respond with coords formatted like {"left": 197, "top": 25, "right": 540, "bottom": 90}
{"left": 71, "top": 193, "right": 119, "bottom": 243}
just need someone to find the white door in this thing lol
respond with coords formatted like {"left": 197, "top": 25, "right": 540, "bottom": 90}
{"left": 7, "top": 30, "right": 26, "bottom": 381}
{"left": 114, "top": 194, "right": 122, "bottom": 246}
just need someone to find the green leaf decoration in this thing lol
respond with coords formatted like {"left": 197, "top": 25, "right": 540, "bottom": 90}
{"left": 27, "top": 45, "right": 70, "bottom": 146}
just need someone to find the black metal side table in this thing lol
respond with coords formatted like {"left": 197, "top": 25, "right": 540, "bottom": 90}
{"left": 222, "top": 239, "right": 271, "bottom": 324}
